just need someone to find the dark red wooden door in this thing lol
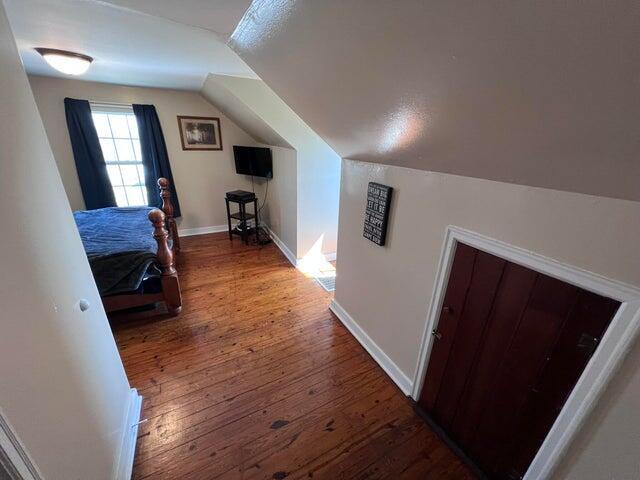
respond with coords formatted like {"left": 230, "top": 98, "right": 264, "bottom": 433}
{"left": 418, "top": 243, "right": 619, "bottom": 480}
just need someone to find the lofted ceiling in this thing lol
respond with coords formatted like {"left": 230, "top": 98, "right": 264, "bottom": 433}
{"left": 230, "top": 0, "right": 640, "bottom": 201}
{"left": 5, "top": 0, "right": 257, "bottom": 90}
{"left": 99, "top": 0, "right": 252, "bottom": 37}
{"left": 201, "top": 74, "right": 291, "bottom": 148}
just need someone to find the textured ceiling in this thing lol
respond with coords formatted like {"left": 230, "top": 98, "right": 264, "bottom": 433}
{"left": 231, "top": 0, "right": 640, "bottom": 201}
{"left": 5, "top": 0, "right": 256, "bottom": 90}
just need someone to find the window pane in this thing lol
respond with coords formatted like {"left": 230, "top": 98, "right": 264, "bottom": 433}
{"left": 108, "top": 114, "right": 130, "bottom": 138}
{"left": 113, "top": 186, "right": 128, "bottom": 207}
{"left": 127, "top": 115, "right": 139, "bottom": 138}
{"left": 90, "top": 110, "right": 147, "bottom": 207}
{"left": 92, "top": 113, "right": 112, "bottom": 137}
{"left": 99, "top": 138, "right": 117, "bottom": 161}
{"left": 106, "top": 164, "right": 123, "bottom": 187}
{"left": 133, "top": 141, "right": 142, "bottom": 161}
{"left": 120, "top": 164, "right": 140, "bottom": 186}
{"left": 126, "top": 186, "right": 145, "bottom": 206}
{"left": 137, "top": 164, "right": 145, "bottom": 183}
{"left": 114, "top": 139, "right": 135, "bottom": 161}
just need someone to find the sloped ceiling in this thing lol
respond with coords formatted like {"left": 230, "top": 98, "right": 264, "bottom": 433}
{"left": 230, "top": 0, "right": 640, "bottom": 201}
{"left": 5, "top": 0, "right": 257, "bottom": 90}
{"left": 100, "top": 0, "right": 251, "bottom": 38}
{"left": 201, "top": 74, "right": 291, "bottom": 148}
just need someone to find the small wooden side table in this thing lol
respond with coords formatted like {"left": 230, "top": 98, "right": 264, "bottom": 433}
{"left": 225, "top": 191, "right": 259, "bottom": 245}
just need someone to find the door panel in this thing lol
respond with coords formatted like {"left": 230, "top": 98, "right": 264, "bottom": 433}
{"left": 432, "top": 251, "right": 506, "bottom": 429}
{"left": 451, "top": 262, "right": 537, "bottom": 447}
{"left": 499, "top": 276, "right": 578, "bottom": 385}
{"left": 419, "top": 243, "right": 477, "bottom": 410}
{"left": 418, "top": 243, "right": 620, "bottom": 480}
{"left": 502, "top": 291, "right": 621, "bottom": 477}
{"left": 469, "top": 275, "right": 579, "bottom": 474}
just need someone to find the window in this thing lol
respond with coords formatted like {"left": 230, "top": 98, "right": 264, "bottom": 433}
{"left": 91, "top": 106, "right": 147, "bottom": 207}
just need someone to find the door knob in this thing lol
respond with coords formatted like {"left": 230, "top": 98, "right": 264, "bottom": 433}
{"left": 432, "top": 329, "right": 443, "bottom": 340}
{"left": 78, "top": 299, "right": 90, "bottom": 312}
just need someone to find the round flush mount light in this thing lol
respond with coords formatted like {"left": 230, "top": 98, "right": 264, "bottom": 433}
{"left": 35, "top": 48, "right": 93, "bottom": 75}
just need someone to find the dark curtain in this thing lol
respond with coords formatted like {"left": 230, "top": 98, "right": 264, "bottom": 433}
{"left": 133, "top": 104, "right": 181, "bottom": 217}
{"left": 64, "top": 98, "right": 116, "bottom": 209}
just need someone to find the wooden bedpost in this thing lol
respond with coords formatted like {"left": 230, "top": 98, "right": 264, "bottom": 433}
{"left": 158, "top": 177, "right": 181, "bottom": 253}
{"left": 149, "top": 208, "right": 182, "bottom": 316}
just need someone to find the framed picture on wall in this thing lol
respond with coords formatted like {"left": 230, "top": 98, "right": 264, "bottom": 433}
{"left": 177, "top": 116, "right": 222, "bottom": 151}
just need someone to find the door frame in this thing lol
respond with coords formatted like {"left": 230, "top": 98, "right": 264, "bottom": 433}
{"left": 411, "top": 226, "right": 640, "bottom": 480}
{"left": 0, "top": 409, "right": 42, "bottom": 480}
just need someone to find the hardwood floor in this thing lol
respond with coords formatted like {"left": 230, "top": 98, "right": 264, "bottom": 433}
{"left": 111, "top": 233, "right": 476, "bottom": 480}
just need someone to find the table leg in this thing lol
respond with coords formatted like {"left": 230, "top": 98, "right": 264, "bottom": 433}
{"left": 241, "top": 202, "right": 248, "bottom": 244}
{"left": 254, "top": 198, "right": 259, "bottom": 244}
{"left": 225, "top": 198, "right": 232, "bottom": 240}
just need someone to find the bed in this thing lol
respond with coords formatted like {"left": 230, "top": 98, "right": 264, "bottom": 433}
{"left": 74, "top": 178, "right": 182, "bottom": 315}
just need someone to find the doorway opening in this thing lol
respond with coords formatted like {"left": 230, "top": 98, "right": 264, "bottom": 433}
{"left": 412, "top": 227, "right": 640, "bottom": 480}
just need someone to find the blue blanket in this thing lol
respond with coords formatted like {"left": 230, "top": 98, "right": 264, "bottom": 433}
{"left": 74, "top": 207, "right": 162, "bottom": 296}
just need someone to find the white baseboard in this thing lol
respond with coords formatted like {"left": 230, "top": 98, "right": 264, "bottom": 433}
{"left": 0, "top": 408, "right": 42, "bottom": 480}
{"left": 177, "top": 224, "right": 336, "bottom": 265}
{"left": 178, "top": 225, "right": 228, "bottom": 237}
{"left": 266, "top": 227, "right": 298, "bottom": 266}
{"left": 116, "top": 388, "right": 143, "bottom": 480}
{"left": 329, "top": 299, "right": 412, "bottom": 395}
{"left": 266, "top": 227, "right": 337, "bottom": 267}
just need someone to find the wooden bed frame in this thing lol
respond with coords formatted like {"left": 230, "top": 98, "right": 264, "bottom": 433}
{"left": 102, "top": 178, "right": 182, "bottom": 316}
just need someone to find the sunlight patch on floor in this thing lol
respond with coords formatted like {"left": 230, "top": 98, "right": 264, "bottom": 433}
{"left": 296, "top": 234, "right": 336, "bottom": 291}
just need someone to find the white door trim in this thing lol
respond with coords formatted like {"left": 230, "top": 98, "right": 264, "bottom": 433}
{"left": 0, "top": 409, "right": 42, "bottom": 480}
{"left": 411, "top": 225, "right": 640, "bottom": 480}
{"left": 116, "top": 388, "right": 143, "bottom": 480}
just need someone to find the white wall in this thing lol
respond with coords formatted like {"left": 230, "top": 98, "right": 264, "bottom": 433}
{"left": 257, "top": 145, "right": 297, "bottom": 256}
{"left": 28, "top": 75, "right": 260, "bottom": 231}
{"left": 197, "top": 72, "right": 290, "bottom": 148}
{"left": 202, "top": 74, "right": 341, "bottom": 259}
{"left": 0, "top": 5, "right": 132, "bottom": 479}
{"left": 334, "top": 159, "right": 640, "bottom": 479}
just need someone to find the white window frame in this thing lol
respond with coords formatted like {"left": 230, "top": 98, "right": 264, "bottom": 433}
{"left": 411, "top": 226, "right": 640, "bottom": 480}
{"left": 90, "top": 103, "right": 147, "bottom": 207}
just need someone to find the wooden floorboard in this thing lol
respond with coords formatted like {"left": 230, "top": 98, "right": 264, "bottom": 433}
{"left": 111, "top": 233, "right": 476, "bottom": 480}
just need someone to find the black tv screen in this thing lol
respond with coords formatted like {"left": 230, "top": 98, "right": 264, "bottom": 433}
{"left": 233, "top": 146, "right": 273, "bottom": 178}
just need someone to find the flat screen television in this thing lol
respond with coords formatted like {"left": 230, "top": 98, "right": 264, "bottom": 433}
{"left": 233, "top": 146, "right": 273, "bottom": 178}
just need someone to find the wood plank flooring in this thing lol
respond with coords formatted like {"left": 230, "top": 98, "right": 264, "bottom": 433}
{"left": 110, "top": 233, "right": 476, "bottom": 480}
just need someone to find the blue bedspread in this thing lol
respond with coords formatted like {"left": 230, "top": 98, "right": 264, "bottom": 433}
{"left": 74, "top": 207, "right": 162, "bottom": 296}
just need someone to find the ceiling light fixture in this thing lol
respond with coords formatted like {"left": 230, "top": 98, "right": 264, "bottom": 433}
{"left": 35, "top": 48, "right": 93, "bottom": 76}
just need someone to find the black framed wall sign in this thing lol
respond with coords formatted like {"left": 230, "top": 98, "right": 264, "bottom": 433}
{"left": 363, "top": 182, "right": 393, "bottom": 246}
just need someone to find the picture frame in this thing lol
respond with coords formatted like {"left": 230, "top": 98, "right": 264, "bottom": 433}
{"left": 177, "top": 116, "right": 222, "bottom": 151}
